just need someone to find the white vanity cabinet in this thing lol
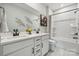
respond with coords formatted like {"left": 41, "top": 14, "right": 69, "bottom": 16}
{"left": 42, "top": 39, "right": 49, "bottom": 55}
{"left": 33, "top": 34, "right": 49, "bottom": 56}
{"left": 8, "top": 45, "right": 34, "bottom": 56}
{"left": 34, "top": 37, "right": 42, "bottom": 56}
{"left": 41, "top": 35, "right": 49, "bottom": 56}
{"left": 3, "top": 39, "right": 34, "bottom": 56}
{"left": 0, "top": 33, "right": 49, "bottom": 56}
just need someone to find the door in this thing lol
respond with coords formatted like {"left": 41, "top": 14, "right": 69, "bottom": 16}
{"left": 42, "top": 39, "right": 49, "bottom": 56}
{"left": 8, "top": 45, "right": 34, "bottom": 56}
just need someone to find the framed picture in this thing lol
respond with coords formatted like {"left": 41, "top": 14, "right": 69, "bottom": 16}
{"left": 40, "top": 14, "right": 47, "bottom": 27}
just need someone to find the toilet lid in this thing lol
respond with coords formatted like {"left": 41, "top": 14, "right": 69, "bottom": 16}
{"left": 49, "top": 40, "right": 56, "bottom": 43}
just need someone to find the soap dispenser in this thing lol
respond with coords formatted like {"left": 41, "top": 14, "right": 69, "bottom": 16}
{"left": 16, "top": 29, "right": 19, "bottom": 36}
{"left": 13, "top": 29, "right": 16, "bottom": 36}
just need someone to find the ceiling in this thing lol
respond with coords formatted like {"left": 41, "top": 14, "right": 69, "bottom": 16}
{"left": 42, "top": 3, "right": 76, "bottom": 11}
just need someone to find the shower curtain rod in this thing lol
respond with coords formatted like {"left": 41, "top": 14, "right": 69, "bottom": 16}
{"left": 50, "top": 8, "right": 79, "bottom": 16}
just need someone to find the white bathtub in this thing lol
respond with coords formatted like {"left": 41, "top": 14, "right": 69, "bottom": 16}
{"left": 51, "top": 37, "right": 79, "bottom": 53}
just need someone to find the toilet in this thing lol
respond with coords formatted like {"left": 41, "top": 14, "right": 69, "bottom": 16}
{"left": 49, "top": 39, "right": 57, "bottom": 51}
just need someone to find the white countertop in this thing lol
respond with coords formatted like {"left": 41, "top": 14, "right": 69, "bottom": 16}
{"left": 0, "top": 32, "right": 49, "bottom": 46}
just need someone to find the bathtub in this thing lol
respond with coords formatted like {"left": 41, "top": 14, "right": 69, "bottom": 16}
{"left": 51, "top": 37, "right": 79, "bottom": 53}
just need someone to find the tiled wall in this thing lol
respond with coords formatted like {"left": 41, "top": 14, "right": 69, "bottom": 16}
{"left": 51, "top": 3, "right": 77, "bottom": 39}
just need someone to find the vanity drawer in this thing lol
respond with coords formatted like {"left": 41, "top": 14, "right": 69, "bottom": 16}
{"left": 35, "top": 43, "right": 41, "bottom": 47}
{"left": 35, "top": 48, "right": 41, "bottom": 55}
{"left": 35, "top": 41, "right": 41, "bottom": 46}
{"left": 42, "top": 35, "right": 49, "bottom": 41}
{"left": 3, "top": 39, "right": 33, "bottom": 55}
{"left": 35, "top": 52, "right": 41, "bottom": 56}
{"left": 34, "top": 37, "right": 41, "bottom": 44}
{"left": 35, "top": 43, "right": 41, "bottom": 49}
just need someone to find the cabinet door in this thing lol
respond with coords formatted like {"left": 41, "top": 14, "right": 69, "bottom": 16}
{"left": 42, "top": 39, "right": 49, "bottom": 56}
{"left": 8, "top": 45, "right": 34, "bottom": 56}
{"left": 0, "top": 45, "right": 3, "bottom": 56}
{"left": 3, "top": 39, "right": 33, "bottom": 55}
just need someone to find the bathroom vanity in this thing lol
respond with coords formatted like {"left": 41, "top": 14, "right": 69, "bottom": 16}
{"left": 0, "top": 33, "right": 49, "bottom": 56}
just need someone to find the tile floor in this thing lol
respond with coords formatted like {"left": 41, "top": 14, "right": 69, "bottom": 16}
{"left": 47, "top": 47, "right": 79, "bottom": 56}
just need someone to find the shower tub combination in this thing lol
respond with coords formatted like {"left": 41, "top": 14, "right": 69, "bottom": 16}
{"left": 50, "top": 37, "right": 79, "bottom": 54}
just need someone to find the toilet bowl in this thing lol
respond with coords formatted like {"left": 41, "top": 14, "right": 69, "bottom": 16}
{"left": 49, "top": 39, "right": 57, "bottom": 51}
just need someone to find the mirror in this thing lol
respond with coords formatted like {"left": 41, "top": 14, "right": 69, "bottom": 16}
{"left": 0, "top": 3, "right": 40, "bottom": 33}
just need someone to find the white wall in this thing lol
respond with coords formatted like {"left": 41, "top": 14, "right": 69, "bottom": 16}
{"left": 54, "top": 3, "right": 77, "bottom": 14}
{"left": 26, "top": 3, "right": 47, "bottom": 16}
{"left": 49, "top": 9, "right": 53, "bottom": 15}
{"left": 26, "top": 3, "right": 49, "bottom": 33}
{"left": 53, "top": 4, "right": 77, "bottom": 21}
